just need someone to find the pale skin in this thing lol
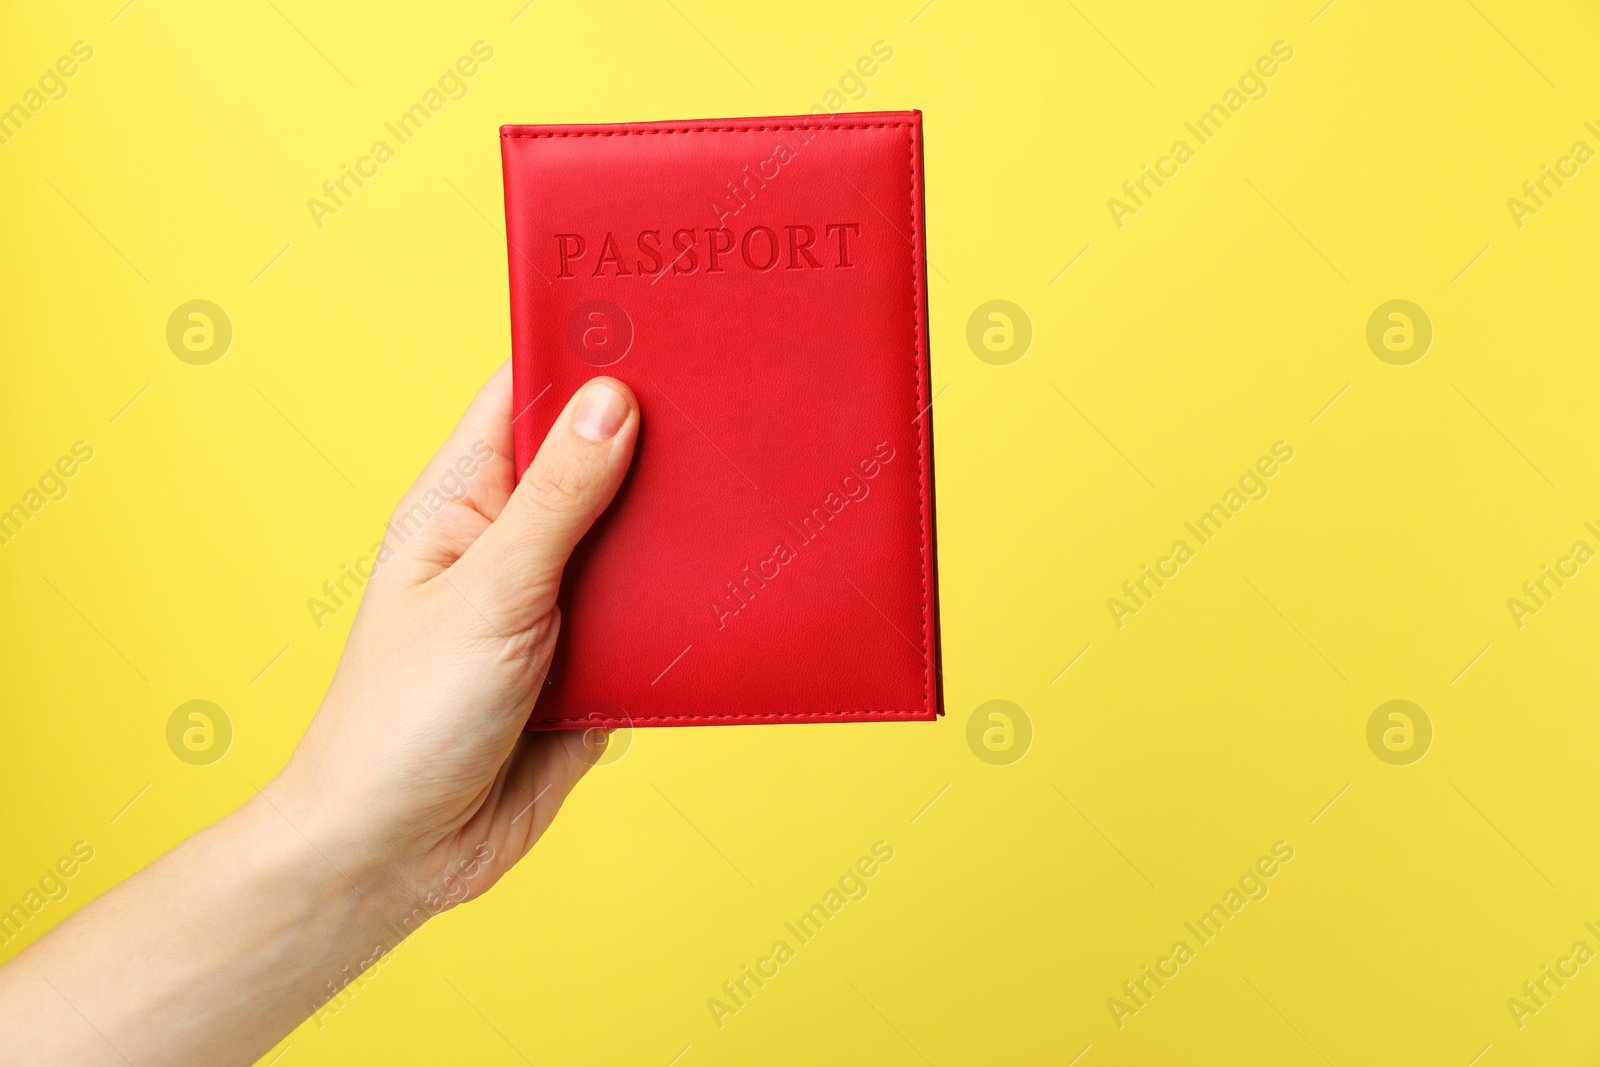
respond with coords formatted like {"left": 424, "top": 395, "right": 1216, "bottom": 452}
{"left": 0, "top": 366, "right": 639, "bottom": 1065}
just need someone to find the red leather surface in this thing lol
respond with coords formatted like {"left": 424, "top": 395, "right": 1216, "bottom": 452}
{"left": 500, "top": 111, "right": 939, "bottom": 729}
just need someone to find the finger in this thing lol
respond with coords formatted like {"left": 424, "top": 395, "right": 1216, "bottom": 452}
{"left": 378, "top": 364, "right": 530, "bottom": 584}
{"left": 453, "top": 377, "right": 638, "bottom": 625}
{"left": 391, "top": 362, "right": 517, "bottom": 526}
{"left": 494, "top": 729, "right": 597, "bottom": 861}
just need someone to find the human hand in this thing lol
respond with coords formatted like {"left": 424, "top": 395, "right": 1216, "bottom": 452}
{"left": 269, "top": 363, "right": 639, "bottom": 908}
{"left": 0, "top": 366, "right": 641, "bottom": 1066}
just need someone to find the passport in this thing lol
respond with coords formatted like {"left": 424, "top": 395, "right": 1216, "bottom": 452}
{"left": 500, "top": 111, "right": 940, "bottom": 729}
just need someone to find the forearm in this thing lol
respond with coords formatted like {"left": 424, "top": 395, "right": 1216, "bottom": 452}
{"left": 0, "top": 788, "right": 414, "bottom": 1066}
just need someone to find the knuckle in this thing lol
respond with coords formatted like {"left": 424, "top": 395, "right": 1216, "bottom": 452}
{"left": 489, "top": 606, "right": 560, "bottom": 672}
{"left": 521, "top": 459, "right": 592, "bottom": 515}
{"left": 387, "top": 497, "right": 435, "bottom": 537}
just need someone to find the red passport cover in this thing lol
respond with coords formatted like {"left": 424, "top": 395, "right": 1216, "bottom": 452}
{"left": 500, "top": 111, "right": 939, "bottom": 729}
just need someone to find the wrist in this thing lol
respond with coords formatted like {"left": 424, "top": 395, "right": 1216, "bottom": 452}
{"left": 234, "top": 790, "right": 410, "bottom": 935}
{"left": 254, "top": 762, "right": 483, "bottom": 940}
{"left": 226, "top": 793, "right": 425, "bottom": 1017}
{"left": 261, "top": 751, "right": 415, "bottom": 895}
{"left": 246, "top": 774, "right": 425, "bottom": 957}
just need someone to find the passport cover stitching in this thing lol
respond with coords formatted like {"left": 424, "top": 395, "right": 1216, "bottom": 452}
{"left": 502, "top": 123, "right": 914, "bottom": 138}
{"left": 901, "top": 120, "right": 934, "bottom": 721}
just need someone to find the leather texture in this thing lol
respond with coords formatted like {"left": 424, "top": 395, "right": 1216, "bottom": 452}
{"left": 501, "top": 111, "right": 939, "bottom": 729}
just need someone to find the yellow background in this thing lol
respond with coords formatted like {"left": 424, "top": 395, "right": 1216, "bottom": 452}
{"left": 3, "top": 0, "right": 1599, "bottom": 1063}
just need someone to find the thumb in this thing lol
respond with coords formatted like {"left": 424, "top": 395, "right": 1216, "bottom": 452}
{"left": 453, "top": 377, "right": 638, "bottom": 626}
